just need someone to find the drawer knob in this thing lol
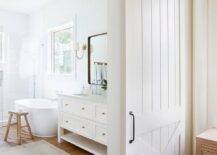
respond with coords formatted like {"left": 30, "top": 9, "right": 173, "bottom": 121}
{"left": 65, "top": 104, "right": 69, "bottom": 106}
{"left": 82, "top": 107, "right": 85, "bottom": 110}
{"left": 102, "top": 112, "right": 106, "bottom": 115}
{"left": 102, "top": 133, "right": 106, "bottom": 136}
{"left": 65, "top": 120, "right": 69, "bottom": 123}
{"left": 82, "top": 126, "right": 85, "bottom": 129}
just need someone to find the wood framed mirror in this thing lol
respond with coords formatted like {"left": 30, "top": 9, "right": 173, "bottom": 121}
{"left": 88, "top": 33, "right": 107, "bottom": 86}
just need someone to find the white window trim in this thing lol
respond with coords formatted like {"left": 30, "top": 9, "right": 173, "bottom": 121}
{"left": 47, "top": 20, "right": 77, "bottom": 77}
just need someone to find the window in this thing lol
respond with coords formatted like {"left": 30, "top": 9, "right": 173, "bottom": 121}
{"left": 51, "top": 24, "right": 75, "bottom": 74}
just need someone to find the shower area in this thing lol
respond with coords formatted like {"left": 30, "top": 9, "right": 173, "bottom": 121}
{"left": 0, "top": 31, "right": 4, "bottom": 126}
{"left": 0, "top": 12, "right": 41, "bottom": 127}
{"left": 0, "top": 35, "right": 41, "bottom": 127}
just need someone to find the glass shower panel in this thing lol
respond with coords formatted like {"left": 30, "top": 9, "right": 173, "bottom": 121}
{"left": 0, "top": 70, "right": 3, "bottom": 127}
{"left": 0, "top": 32, "right": 3, "bottom": 127}
{"left": 0, "top": 32, "right": 33, "bottom": 128}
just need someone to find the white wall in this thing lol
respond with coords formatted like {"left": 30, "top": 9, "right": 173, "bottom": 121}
{"left": 28, "top": 0, "right": 107, "bottom": 98}
{"left": 193, "top": 0, "right": 208, "bottom": 135}
{"left": 193, "top": 0, "right": 209, "bottom": 154}
{"left": 182, "top": 0, "right": 193, "bottom": 154}
{"left": 207, "top": 0, "right": 217, "bottom": 128}
{"left": 194, "top": 0, "right": 217, "bottom": 133}
{"left": 0, "top": 9, "right": 30, "bottom": 120}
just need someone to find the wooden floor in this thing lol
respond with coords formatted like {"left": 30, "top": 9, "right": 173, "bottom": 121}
{"left": 0, "top": 125, "right": 92, "bottom": 155}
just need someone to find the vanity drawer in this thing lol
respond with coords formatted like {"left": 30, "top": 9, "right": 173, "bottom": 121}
{"left": 95, "top": 106, "right": 107, "bottom": 123}
{"left": 62, "top": 99, "right": 94, "bottom": 119}
{"left": 61, "top": 114, "right": 94, "bottom": 138}
{"left": 77, "top": 119, "right": 94, "bottom": 138}
{"left": 95, "top": 126, "right": 107, "bottom": 145}
{"left": 61, "top": 114, "right": 79, "bottom": 130}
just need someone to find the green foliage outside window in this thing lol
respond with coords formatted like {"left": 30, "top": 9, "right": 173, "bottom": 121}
{"left": 53, "top": 27, "right": 74, "bottom": 74}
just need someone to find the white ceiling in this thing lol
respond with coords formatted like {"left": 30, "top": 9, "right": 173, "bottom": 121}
{"left": 0, "top": 0, "right": 55, "bottom": 14}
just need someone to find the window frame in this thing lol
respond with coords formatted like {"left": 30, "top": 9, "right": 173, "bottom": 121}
{"left": 48, "top": 22, "right": 76, "bottom": 76}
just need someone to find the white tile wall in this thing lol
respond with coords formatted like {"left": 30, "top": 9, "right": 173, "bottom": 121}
{"left": 28, "top": 0, "right": 107, "bottom": 99}
{"left": 0, "top": 0, "right": 107, "bottom": 123}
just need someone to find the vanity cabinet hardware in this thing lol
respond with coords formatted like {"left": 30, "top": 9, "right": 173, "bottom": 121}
{"left": 129, "top": 111, "right": 135, "bottom": 144}
{"left": 60, "top": 98, "right": 108, "bottom": 146}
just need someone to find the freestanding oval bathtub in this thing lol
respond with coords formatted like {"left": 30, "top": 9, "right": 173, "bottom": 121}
{"left": 14, "top": 99, "right": 58, "bottom": 137}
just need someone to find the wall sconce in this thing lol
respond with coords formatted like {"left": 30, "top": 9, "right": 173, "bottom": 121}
{"left": 71, "top": 42, "right": 87, "bottom": 59}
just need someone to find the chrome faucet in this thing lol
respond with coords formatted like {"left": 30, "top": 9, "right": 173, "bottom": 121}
{"left": 90, "top": 84, "right": 98, "bottom": 95}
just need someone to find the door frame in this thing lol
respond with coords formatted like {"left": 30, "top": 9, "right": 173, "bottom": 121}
{"left": 107, "top": 0, "right": 126, "bottom": 154}
{"left": 193, "top": 0, "right": 209, "bottom": 154}
{"left": 108, "top": 0, "right": 192, "bottom": 154}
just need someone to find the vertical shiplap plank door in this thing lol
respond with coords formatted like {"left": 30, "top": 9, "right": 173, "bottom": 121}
{"left": 142, "top": 0, "right": 152, "bottom": 113}
{"left": 168, "top": 0, "right": 176, "bottom": 110}
{"left": 126, "top": 0, "right": 185, "bottom": 154}
{"left": 160, "top": 0, "right": 169, "bottom": 110}
{"left": 152, "top": 0, "right": 161, "bottom": 111}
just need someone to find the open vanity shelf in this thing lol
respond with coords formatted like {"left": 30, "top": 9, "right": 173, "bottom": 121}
{"left": 61, "top": 133, "right": 107, "bottom": 155}
{"left": 58, "top": 94, "right": 107, "bottom": 155}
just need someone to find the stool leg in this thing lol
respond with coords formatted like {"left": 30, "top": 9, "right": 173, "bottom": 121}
{"left": 4, "top": 114, "right": 13, "bottom": 141}
{"left": 17, "top": 115, "right": 21, "bottom": 145}
{"left": 24, "top": 115, "right": 33, "bottom": 139}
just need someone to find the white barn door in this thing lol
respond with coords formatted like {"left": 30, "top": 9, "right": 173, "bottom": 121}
{"left": 125, "top": 0, "right": 185, "bottom": 154}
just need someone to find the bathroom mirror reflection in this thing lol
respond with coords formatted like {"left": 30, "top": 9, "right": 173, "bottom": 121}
{"left": 88, "top": 33, "right": 107, "bottom": 89}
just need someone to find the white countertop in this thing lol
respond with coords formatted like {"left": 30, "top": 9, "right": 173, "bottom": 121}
{"left": 58, "top": 93, "right": 107, "bottom": 104}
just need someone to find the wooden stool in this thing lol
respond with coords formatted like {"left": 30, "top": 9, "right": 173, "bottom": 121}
{"left": 4, "top": 111, "right": 33, "bottom": 145}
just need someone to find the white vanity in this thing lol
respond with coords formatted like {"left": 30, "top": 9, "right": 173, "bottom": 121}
{"left": 58, "top": 93, "right": 107, "bottom": 155}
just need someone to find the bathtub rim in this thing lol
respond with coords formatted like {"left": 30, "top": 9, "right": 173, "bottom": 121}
{"left": 14, "top": 98, "right": 58, "bottom": 110}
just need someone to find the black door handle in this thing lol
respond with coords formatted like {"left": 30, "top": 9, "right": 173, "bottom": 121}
{"left": 129, "top": 111, "right": 135, "bottom": 144}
